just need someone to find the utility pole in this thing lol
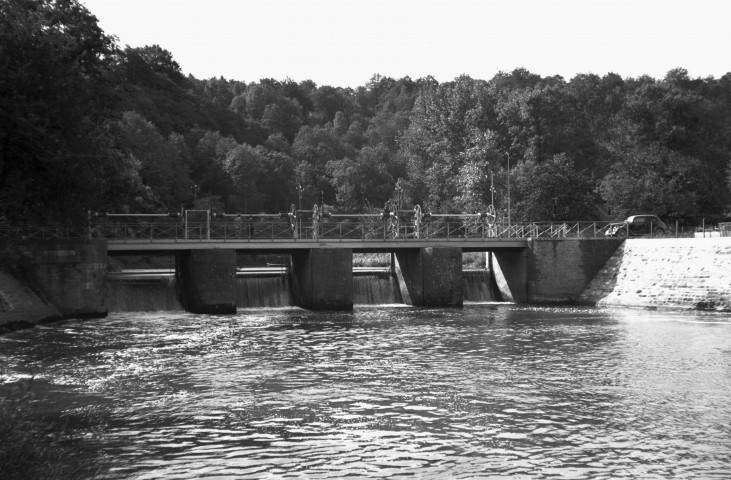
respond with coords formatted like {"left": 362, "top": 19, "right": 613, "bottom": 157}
{"left": 507, "top": 152, "right": 511, "bottom": 227}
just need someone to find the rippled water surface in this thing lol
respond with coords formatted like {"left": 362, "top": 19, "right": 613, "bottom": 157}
{"left": 3, "top": 305, "right": 731, "bottom": 479}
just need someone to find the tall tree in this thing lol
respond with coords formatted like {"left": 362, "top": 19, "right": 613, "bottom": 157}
{"left": 327, "top": 145, "right": 395, "bottom": 211}
{"left": 111, "top": 112, "right": 193, "bottom": 210}
{"left": 291, "top": 125, "right": 345, "bottom": 205}
{"left": 123, "top": 44, "right": 186, "bottom": 87}
{"left": 261, "top": 98, "right": 303, "bottom": 142}
{"left": 0, "top": 0, "right": 116, "bottom": 221}
{"left": 223, "top": 144, "right": 296, "bottom": 213}
{"left": 598, "top": 138, "right": 701, "bottom": 221}
{"left": 187, "top": 128, "right": 237, "bottom": 202}
{"left": 511, "top": 154, "right": 596, "bottom": 221}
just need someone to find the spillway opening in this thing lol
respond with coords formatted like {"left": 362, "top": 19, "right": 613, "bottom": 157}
{"left": 107, "top": 251, "right": 504, "bottom": 311}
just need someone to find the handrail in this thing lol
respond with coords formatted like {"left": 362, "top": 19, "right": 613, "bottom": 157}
{"left": 0, "top": 220, "right": 654, "bottom": 242}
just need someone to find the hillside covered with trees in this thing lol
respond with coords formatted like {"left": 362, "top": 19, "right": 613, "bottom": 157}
{"left": 2, "top": 0, "right": 731, "bottom": 226}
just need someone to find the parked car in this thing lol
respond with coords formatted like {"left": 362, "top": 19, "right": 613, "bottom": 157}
{"left": 605, "top": 215, "right": 670, "bottom": 237}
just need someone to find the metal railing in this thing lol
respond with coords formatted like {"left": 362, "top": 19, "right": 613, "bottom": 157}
{"left": 0, "top": 219, "right": 639, "bottom": 243}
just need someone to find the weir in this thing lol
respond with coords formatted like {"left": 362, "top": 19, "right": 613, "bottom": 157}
{"left": 237, "top": 272, "right": 292, "bottom": 308}
{"left": 353, "top": 268, "right": 402, "bottom": 305}
{"left": 107, "top": 275, "right": 181, "bottom": 312}
{"left": 3, "top": 235, "right": 631, "bottom": 325}
{"left": 463, "top": 269, "right": 500, "bottom": 302}
{"left": 107, "top": 265, "right": 499, "bottom": 311}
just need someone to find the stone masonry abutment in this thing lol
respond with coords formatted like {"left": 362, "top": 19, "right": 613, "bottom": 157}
{"left": 6, "top": 240, "right": 108, "bottom": 322}
{"left": 492, "top": 239, "right": 623, "bottom": 304}
{"left": 20, "top": 239, "right": 108, "bottom": 316}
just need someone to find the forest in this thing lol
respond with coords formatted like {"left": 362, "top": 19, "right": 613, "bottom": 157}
{"left": 2, "top": 0, "right": 731, "bottom": 227}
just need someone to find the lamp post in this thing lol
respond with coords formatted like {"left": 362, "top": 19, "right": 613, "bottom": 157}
{"left": 490, "top": 171, "right": 495, "bottom": 206}
{"left": 296, "top": 184, "right": 304, "bottom": 237}
{"left": 394, "top": 180, "right": 403, "bottom": 238}
{"left": 395, "top": 181, "right": 402, "bottom": 211}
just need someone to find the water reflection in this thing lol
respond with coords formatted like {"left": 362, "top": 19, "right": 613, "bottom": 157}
{"left": 3, "top": 306, "right": 731, "bottom": 479}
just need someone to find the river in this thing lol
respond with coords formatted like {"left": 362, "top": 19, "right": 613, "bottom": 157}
{"left": 2, "top": 304, "right": 731, "bottom": 479}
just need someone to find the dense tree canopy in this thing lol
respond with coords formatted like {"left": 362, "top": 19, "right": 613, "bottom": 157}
{"left": 0, "top": 0, "right": 116, "bottom": 221}
{"left": 2, "top": 0, "right": 731, "bottom": 227}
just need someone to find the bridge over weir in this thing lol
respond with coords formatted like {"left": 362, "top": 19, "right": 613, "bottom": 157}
{"left": 93, "top": 212, "right": 611, "bottom": 253}
{"left": 104, "top": 236, "right": 530, "bottom": 254}
{"left": 2, "top": 213, "right": 623, "bottom": 316}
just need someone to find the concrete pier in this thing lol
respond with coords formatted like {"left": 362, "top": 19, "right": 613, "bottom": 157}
{"left": 394, "top": 247, "right": 463, "bottom": 307}
{"left": 176, "top": 249, "right": 237, "bottom": 314}
{"left": 290, "top": 248, "right": 353, "bottom": 310}
{"left": 492, "top": 248, "right": 528, "bottom": 303}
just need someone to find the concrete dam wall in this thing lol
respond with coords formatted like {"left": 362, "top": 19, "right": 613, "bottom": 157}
{"left": 4, "top": 237, "right": 731, "bottom": 331}
{"left": 579, "top": 237, "right": 731, "bottom": 311}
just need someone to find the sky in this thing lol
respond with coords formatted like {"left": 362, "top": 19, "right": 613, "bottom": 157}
{"left": 81, "top": 0, "right": 730, "bottom": 88}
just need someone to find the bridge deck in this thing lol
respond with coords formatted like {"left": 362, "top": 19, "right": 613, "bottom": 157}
{"left": 2, "top": 219, "right": 614, "bottom": 254}
{"left": 106, "top": 237, "right": 529, "bottom": 254}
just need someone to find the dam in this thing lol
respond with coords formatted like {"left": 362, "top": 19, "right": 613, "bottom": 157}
{"left": 2, "top": 216, "right": 731, "bottom": 328}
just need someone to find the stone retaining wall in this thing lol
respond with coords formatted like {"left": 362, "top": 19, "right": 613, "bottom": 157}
{"left": 0, "top": 240, "right": 108, "bottom": 330}
{"left": 0, "top": 269, "right": 61, "bottom": 329}
{"left": 578, "top": 238, "right": 731, "bottom": 311}
{"left": 18, "top": 240, "right": 108, "bottom": 317}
